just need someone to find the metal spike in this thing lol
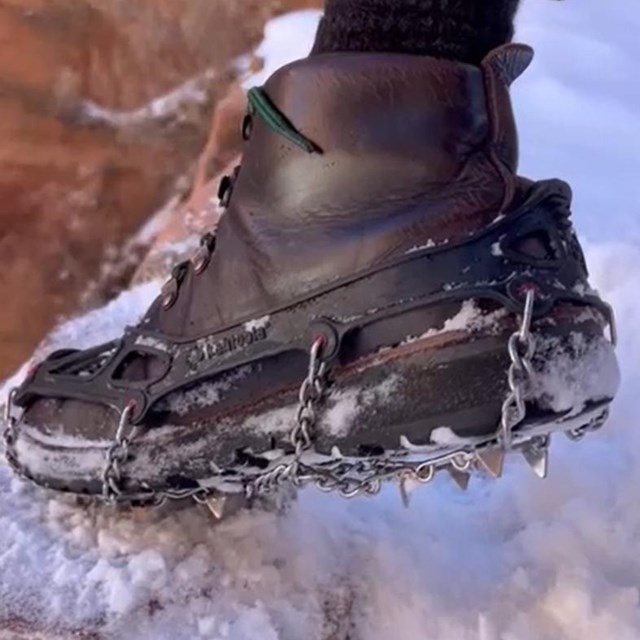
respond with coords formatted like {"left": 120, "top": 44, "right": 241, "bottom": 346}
{"left": 448, "top": 468, "right": 470, "bottom": 491}
{"left": 399, "top": 477, "right": 412, "bottom": 508}
{"left": 523, "top": 446, "right": 549, "bottom": 479}
{"left": 476, "top": 450, "right": 505, "bottom": 478}
{"left": 204, "top": 496, "right": 228, "bottom": 520}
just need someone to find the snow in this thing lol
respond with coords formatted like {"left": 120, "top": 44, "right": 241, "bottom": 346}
{"left": 45, "top": 281, "right": 160, "bottom": 351}
{"left": 163, "top": 367, "right": 253, "bottom": 416}
{"left": 243, "top": 316, "right": 271, "bottom": 333}
{"left": 132, "top": 195, "right": 183, "bottom": 247}
{"left": 402, "top": 300, "right": 509, "bottom": 345}
{"left": 242, "top": 11, "right": 322, "bottom": 89}
{"left": 78, "top": 65, "right": 239, "bottom": 128}
{"left": 320, "top": 375, "right": 401, "bottom": 438}
{"left": 405, "top": 239, "right": 437, "bottom": 254}
{"left": 1, "top": 3, "right": 640, "bottom": 639}
{"left": 513, "top": 1, "right": 640, "bottom": 244}
{"left": 0, "top": 281, "right": 160, "bottom": 410}
{"left": 150, "top": 236, "right": 201, "bottom": 259}
{"left": 533, "top": 331, "right": 620, "bottom": 416}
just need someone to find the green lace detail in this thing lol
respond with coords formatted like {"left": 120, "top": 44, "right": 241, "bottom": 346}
{"left": 247, "top": 87, "right": 321, "bottom": 154}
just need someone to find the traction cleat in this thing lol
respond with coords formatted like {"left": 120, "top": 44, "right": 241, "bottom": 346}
{"left": 399, "top": 477, "right": 413, "bottom": 508}
{"left": 202, "top": 496, "right": 228, "bottom": 520}
{"left": 448, "top": 469, "right": 471, "bottom": 492}
{"left": 522, "top": 438, "right": 550, "bottom": 480}
{"left": 476, "top": 450, "right": 506, "bottom": 479}
{"left": 4, "top": 43, "right": 619, "bottom": 507}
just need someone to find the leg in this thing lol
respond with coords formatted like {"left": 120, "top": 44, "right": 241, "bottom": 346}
{"left": 312, "top": 0, "right": 521, "bottom": 63}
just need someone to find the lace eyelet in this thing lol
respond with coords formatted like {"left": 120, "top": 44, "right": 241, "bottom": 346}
{"left": 193, "top": 249, "right": 210, "bottom": 274}
{"left": 218, "top": 175, "right": 233, "bottom": 208}
{"left": 242, "top": 113, "right": 253, "bottom": 141}
{"left": 192, "top": 233, "right": 217, "bottom": 275}
{"left": 161, "top": 262, "right": 190, "bottom": 309}
{"left": 161, "top": 280, "right": 177, "bottom": 309}
{"left": 218, "top": 165, "right": 242, "bottom": 209}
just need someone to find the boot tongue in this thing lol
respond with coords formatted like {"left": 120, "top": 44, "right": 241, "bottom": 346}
{"left": 481, "top": 43, "right": 535, "bottom": 173}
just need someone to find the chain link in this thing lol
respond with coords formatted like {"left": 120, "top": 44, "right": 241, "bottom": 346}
{"left": 292, "top": 338, "right": 328, "bottom": 456}
{"left": 2, "top": 389, "right": 22, "bottom": 477}
{"left": 565, "top": 406, "right": 610, "bottom": 442}
{"left": 250, "top": 337, "right": 329, "bottom": 496}
{"left": 500, "top": 289, "right": 536, "bottom": 450}
{"left": 101, "top": 401, "right": 136, "bottom": 502}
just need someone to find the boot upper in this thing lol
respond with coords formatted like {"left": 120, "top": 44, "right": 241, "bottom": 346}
{"left": 149, "top": 44, "right": 535, "bottom": 339}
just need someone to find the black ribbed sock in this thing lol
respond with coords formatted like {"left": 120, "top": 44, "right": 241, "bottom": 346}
{"left": 311, "top": 0, "right": 521, "bottom": 64}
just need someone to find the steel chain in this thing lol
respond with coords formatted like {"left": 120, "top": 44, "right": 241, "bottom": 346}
{"left": 250, "top": 337, "right": 328, "bottom": 496}
{"left": 566, "top": 406, "right": 610, "bottom": 442}
{"left": 101, "top": 401, "right": 135, "bottom": 502}
{"left": 292, "top": 338, "right": 328, "bottom": 457}
{"left": 2, "top": 389, "right": 23, "bottom": 478}
{"left": 500, "top": 289, "right": 536, "bottom": 450}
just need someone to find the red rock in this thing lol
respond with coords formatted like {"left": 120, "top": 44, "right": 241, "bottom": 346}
{"left": 0, "top": 0, "right": 321, "bottom": 380}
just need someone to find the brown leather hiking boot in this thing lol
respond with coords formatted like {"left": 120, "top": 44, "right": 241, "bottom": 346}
{"left": 6, "top": 44, "right": 619, "bottom": 504}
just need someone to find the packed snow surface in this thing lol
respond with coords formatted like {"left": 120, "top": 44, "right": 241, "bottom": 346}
{"left": 2, "top": 2, "right": 640, "bottom": 639}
